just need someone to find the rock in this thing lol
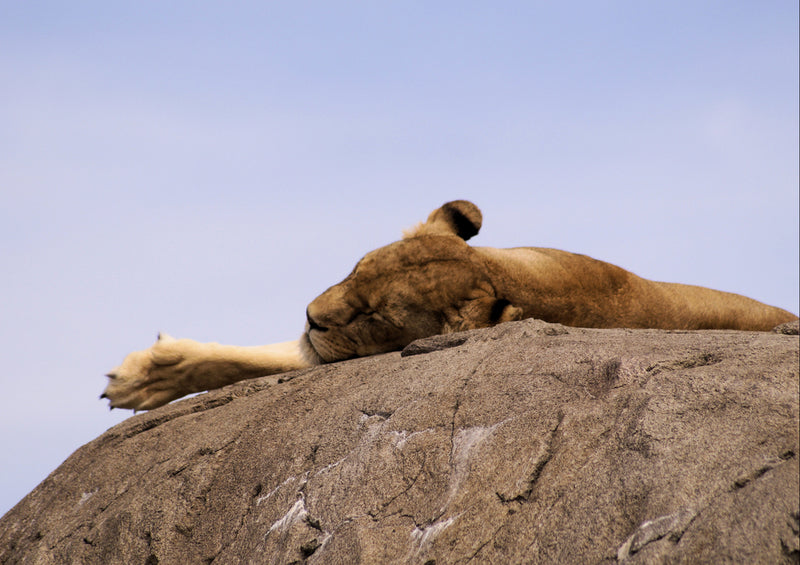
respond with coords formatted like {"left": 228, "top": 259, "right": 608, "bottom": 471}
{"left": 400, "top": 332, "right": 470, "bottom": 356}
{"left": 1, "top": 319, "right": 798, "bottom": 564}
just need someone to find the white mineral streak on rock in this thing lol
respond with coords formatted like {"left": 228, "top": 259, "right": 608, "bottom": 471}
{"left": 617, "top": 507, "right": 697, "bottom": 561}
{"left": 315, "top": 456, "right": 348, "bottom": 476}
{"left": 256, "top": 476, "right": 297, "bottom": 505}
{"left": 267, "top": 498, "right": 307, "bottom": 534}
{"left": 77, "top": 490, "right": 98, "bottom": 506}
{"left": 409, "top": 515, "right": 459, "bottom": 559}
{"left": 444, "top": 425, "right": 499, "bottom": 508}
{"left": 390, "top": 428, "right": 434, "bottom": 450}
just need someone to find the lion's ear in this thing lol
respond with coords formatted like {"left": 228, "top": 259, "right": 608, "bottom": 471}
{"left": 403, "top": 200, "right": 483, "bottom": 241}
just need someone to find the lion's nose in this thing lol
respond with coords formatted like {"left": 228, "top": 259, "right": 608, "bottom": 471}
{"left": 306, "top": 308, "right": 328, "bottom": 332}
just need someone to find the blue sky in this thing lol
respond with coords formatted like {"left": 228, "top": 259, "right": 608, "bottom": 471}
{"left": 1, "top": 1, "right": 797, "bottom": 517}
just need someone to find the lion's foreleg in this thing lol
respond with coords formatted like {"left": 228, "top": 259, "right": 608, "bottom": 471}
{"left": 186, "top": 339, "right": 310, "bottom": 391}
{"left": 102, "top": 335, "right": 311, "bottom": 411}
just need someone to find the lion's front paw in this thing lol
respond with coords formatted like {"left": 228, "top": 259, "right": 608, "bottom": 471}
{"left": 101, "top": 334, "right": 193, "bottom": 411}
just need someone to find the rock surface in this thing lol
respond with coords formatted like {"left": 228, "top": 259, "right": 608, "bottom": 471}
{"left": 1, "top": 319, "right": 798, "bottom": 564}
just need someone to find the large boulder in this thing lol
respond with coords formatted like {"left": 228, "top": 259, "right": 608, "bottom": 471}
{"left": 1, "top": 319, "right": 798, "bottom": 564}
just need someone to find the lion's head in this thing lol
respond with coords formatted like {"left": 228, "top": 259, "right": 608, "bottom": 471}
{"left": 301, "top": 200, "right": 522, "bottom": 363}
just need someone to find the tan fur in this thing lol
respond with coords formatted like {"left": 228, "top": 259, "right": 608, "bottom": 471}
{"left": 102, "top": 200, "right": 798, "bottom": 411}
{"left": 102, "top": 336, "right": 306, "bottom": 410}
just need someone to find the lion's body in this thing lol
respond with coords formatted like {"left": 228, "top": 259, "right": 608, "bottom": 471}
{"left": 102, "top": 200, "right": 797, "bottom": 411}
{"left": 477, "top": 246, "right": 791, "bottom": 331}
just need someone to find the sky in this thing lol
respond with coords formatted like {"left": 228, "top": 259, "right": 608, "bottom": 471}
{"left": 1, "top": 1, "right": 797, "bottom": 517}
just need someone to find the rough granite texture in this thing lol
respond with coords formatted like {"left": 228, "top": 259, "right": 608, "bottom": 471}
{"left": 1, "top": 319, "right": 798, "bottom": 564}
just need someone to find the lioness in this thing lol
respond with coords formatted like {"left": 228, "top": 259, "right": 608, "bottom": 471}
{"left": 102, "top": 200, "right": 797, "bottom": 411}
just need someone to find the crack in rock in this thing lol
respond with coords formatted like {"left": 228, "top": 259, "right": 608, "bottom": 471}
{"left": 358, "top": 408, "right": 394, "bottom": 420}
{"left": 645, "top": 352, "right": 723, "bottom": 376}
{"left": 732, "top": 451, "right": 796, "bottom": 491}
{"left": 496, "top": 412, "right": 564, "bottom": 504}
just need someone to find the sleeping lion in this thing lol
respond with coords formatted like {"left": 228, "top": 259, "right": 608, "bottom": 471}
{"left": 102, "top": 200, "right": 798, "bottom": 411}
